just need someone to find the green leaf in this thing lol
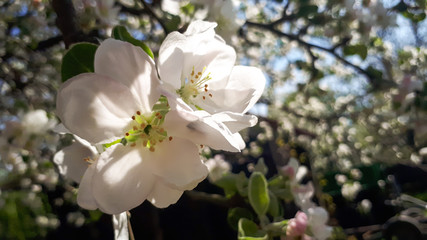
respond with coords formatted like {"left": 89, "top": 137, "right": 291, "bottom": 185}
{"left": 61, "top": 43, "right": 98, "bottom": 82}
{"left": 343, "top": 44, "right": 368, "bottom": 60}
{"left": 297, "top": 5, "right": 318, "bottom": 18}
{"left": 164, "top": 14, "right": 181, "bottom": 33}
{"left": 112, "top": 26, "right": 154, "bottom": 59}
{"left": 180, "top": 3, "right": 195, "bottom": 16}
{"left": 236, "top": 172, "right": 249, "bottom": 197}
{"left": 215, "top": 174, "right": 238, "bottom": 198}
{"left": 248, "top": 172, "right": 270, "bottom": 217}
{"left": 254, "top": 158, "right": 268, "bottom": 176}
{"left": 267, "top": 191, "right": 281, "bottom": 218}
{"left": 402, "top": 11, "right": 426, "bottom": 22}
{"left": 366, "top": 66, "right": 383, "bottom": 80}
{"left": 227, "top": 208, "right": 254, "bottom": 231}
{"left": 238, "top": 218, "right": 268, "bottom": 240}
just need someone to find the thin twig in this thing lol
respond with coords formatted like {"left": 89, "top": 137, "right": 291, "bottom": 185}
{"left": 245, "top": 21, "right": 374, "bottom": 82}
{"left": 126, "top": 211, "right": 135, "bottom": 240}
{"left": 139, "top": 0, "right": 169, "bottom": 34}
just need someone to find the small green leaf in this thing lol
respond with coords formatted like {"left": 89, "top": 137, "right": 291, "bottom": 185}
{"left": 297, "top": 5, "right": 318, "bottom": 18}
{"left": 88, "top": 210, "right": 103, "bottom": 222}
{"left": 236, "top": 172, "right": 249, "bottom": 197}
{"left": 215, "top": 174, "right": 238, "bottom": 198}
{"left": 248, "top": 172, "right": 270, "bottom": 217}
{"left": 343, "top": 44, "right": 368, "bottom": 60}
{"left": 227, "top": 208, "right": 254, "bottom": 231}
{"left": 61, "top": 43, "right": 98, "bottom": 82}
{"left": 180, "top": 3, "right": 195, "bottom": 16}
{"left": 112, "top": 26, "right": 154, "bottom": 59}
{"left": 254, "top": 158, "right": 268, "bottom": 176}
{"left": 366, "top": 66, "right": 383, "bottom": 80}
{"left": 267, "top": 191, "right": 281, "bottom": 218}
{"left": 164, "top": 14, "right": 181, "bottom": 33}
{"left": 402, "top": 11, "right": 426, "bottom": 22}
{"left": 238, "top": 218, "right": 268, "bottom": 240}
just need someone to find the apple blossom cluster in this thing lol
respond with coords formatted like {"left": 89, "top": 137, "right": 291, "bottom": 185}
{"left": 279, "top": 158, "right": 333, "bottom": 240}
{"left": 54, "top": 20, "right": 265, "bottom": 215}
{"left": 161, "top": 0, "right": 243, "bottom": 43}
{"left": 1, "top": 110, "right": 57, "bottom": 176}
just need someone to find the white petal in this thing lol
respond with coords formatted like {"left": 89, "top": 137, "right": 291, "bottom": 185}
{"left": 95, "top": 39, "right": 160, "bottom": 113}
{"left": 308, "top": 207, "right": 329, "bottom": 225}
{"left": 158, "top": 32, "right": 186, "bottom": 90}
{"left": 56, "top": 73, "right": 137, "bottom": 144}
{"left": 184, "top": 20, "right": 217, "bottom": 37}
{"left": 211, "top": 112, "right": 258, "bottom": 133}
{"left": 147, "top": 179, "right": 184, "bottom": 208}
{"left": 77, "top": 164, "right": 99, "bottom": 210}
{"left": 161, "top": 0, "right": 182, "bottom": 15}
{"left": 163, "top": 98, "right": 243, "bottom": 152}
{"left": 113, "top": 212, "right": 129, "bottom": 240}
{"left": 203, "top": 66, "right": 266, "bottom": 113}
{"left": 92, "top": 144, "right": 156, "bottom": 214}
{"left": 53, "top": 123, "right": 70, "bottom": 134}
{"left": 150, "top": 137, "right": 208, "bottom": 190}
{"left": 53, "top": 141, "right": 95, "bottom": 183}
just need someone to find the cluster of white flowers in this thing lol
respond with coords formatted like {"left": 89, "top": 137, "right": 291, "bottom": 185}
{"left": 341, "top": 181, "right": 362, "bottom": 201}
{"left": 1, "top": 109, "right": 57, "bottom": 173}
{"left": 204, "top": 154, "right": 231, "bottom": 183}
{"left": 54, "top": 21, "right": 265, "bottom": 216}
{"left": 345, "top": 0, "right": 397, "bottom": 36}
{"left": 72, "top": 0, "right": 119, "bottom": 28}
{"left": 161, "top": 0, "right": 243, "bottom": 43}
{"left": 279, "top": 158, "right": 333, "bottom": 240}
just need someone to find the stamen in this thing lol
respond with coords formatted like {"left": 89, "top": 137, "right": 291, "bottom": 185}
{"left": 203, "top": 96, "right": 206, "bottom": 100}
{"left": 132, "top": 116, "right": 136, "bottom": 120}
{"left": 149, "top": 147, "right": 155, "bottom": 152}
{"left": 136, "top": 111, "right": 141, "bottom": 115}
{"left": 130, "top": 143, "right": 136, "bottom": 147}
{"left": 200, "top": 144, "right": 204, "bottom": 148}
{"left": 169, "top": 136, "right": 173, "bottom": 141}
{"left": 125, "top": 132, "right": 130, "bottom": 136}
{"left": 209, "top": 94, "right": 213, "bottom": 97}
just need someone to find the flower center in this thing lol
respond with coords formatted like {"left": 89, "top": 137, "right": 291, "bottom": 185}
{"left": 123, "top": 110, "right": 170, "bottom": 152}
{"left": 177, "top": 66, "right": 213, "bottom": 108}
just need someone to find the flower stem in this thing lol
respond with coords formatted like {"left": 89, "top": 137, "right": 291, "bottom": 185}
{"left": 126, "top": 211, "right": 135, "bottom": 240}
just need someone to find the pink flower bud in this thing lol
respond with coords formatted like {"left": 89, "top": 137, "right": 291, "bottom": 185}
{"left": 286, "top": 211, "right": 308, "bottom": 237}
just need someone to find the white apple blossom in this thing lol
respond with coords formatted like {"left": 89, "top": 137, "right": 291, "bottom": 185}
{"left": 161, "top": 0, "right": 243, "bottom": 42}
{"left": 204, "top": 154, "right": 231, "bottom": 182}
{"left": 279, "top": 158, "right": 315, "bottom": 212}
{"left": 341, "top": 181, "right": 362, "bottom": 200}
{"left": 158, "top": 20, "right": 265, "bottom": 114}
{"left": 94, "top": 0, "right": 120, "bottom": 26}
{"left": 55, "top": 37, "right": 258, "bottom": 214}
{"left": 56, "top": 38, "right": 253, "bottom": 214}
{"left": 306, "top": 207, "right": 333, "bottom": 240}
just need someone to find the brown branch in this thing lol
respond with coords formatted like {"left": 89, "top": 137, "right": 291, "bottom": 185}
{"left": 51, "top": 0, "right": 83, "bottom": 48}
{"left": 35, "top": 35, "right": 63, "bottom": 51}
